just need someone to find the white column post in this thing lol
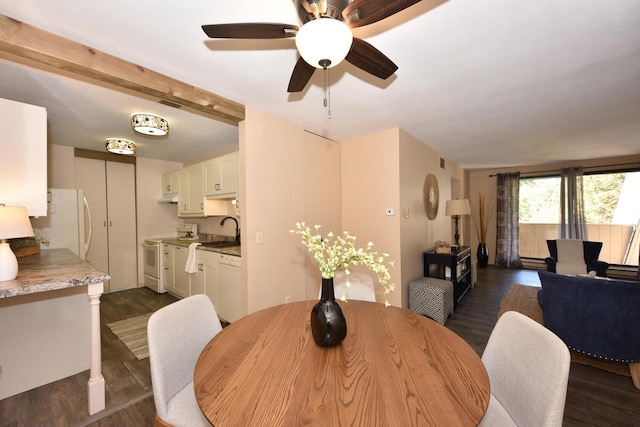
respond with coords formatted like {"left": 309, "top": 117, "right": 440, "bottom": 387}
{"left": 87, "top": 281, "right": 105, "bottom": 415}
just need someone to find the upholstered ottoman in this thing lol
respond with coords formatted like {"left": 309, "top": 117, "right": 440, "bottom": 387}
{"left": 408, "top": 277, "right": 454, "bottom": 325}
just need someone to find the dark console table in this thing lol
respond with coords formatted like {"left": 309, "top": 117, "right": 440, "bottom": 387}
{"left": 424, "top": 246, "right": 472, "bottom": 308}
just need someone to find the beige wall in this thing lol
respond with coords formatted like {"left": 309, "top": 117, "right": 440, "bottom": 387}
{"left": 340, "top": 128, "right": 466, "bottom": 308}
{"left": 399, "top": 129, "right": 467, "bottom": 308}
{"left": 341, "top": 128, "right": 402, "bottom": 306}
{"left": 242, "top": 107, "right": 341, "bottom": 314}
{"left": 468, "top": 154, "right": 640, "bottom": 266}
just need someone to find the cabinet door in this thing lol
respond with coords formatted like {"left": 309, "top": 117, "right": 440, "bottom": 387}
{"left": 218, "top": 152, "right": 238, "bottom": 195}
{"left": 199, "top": 251, "right": 219, "bottom": 309}
{"left": 203, "top": 159, "right": 221, "bottom": 196}
{"left": 163, "top": 244, "right": 174, "bottom": 290}
{"left": 106, "top": 161, "right": 138, "bottom": 291}
{"left": 188, "top": 164, "right": 204, "bottom": 215}
{"left": 172, "top": 245, "right": 190, "bottom": 298}
{"left": 178, "top": 169, "right": 189, "bottom": 215}
{"left": 162, "top": 171, "right": 179, "bottom": 195}
{"left": 0, "top": 98, "right": 47, "bottom": 216}
{"left": 75, "top": 158, "right": 137, "bottom": 292}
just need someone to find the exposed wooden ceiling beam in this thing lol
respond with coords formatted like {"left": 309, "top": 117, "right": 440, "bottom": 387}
{"left": 0, "top": 14, "right": 245, "bottom": 125}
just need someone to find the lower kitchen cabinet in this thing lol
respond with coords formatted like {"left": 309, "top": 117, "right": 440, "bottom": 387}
{"left": 196, "top": 251, "right": 218, "bottom": 307}
{"left": 162, "top": 243, "right": 174, "bottom": 291}
{"left": 171, "top": 245, "right": 190, "bottom": 298}
{"left": 218, "top": 254, "right": 242, "bottom": 322}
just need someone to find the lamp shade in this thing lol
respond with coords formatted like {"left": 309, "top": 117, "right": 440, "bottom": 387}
{"left": 295, "top": 18, "right": 353, "bottom": 69}
{"left": 0, "top": 205, "right": 34, "bottom": 239}
{"left": 445, "top": 199, "right": 471, "bottom": 216}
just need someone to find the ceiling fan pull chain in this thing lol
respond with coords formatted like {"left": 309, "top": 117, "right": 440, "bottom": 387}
{"left": 322, "top": 67, "right": 331, "bottom": 119}
{"left": 327, "top": 67, "right": 332, "bottom": 119}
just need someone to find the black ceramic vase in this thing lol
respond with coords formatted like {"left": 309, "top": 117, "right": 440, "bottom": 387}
{"left": 310, "top": 277, "right": 347, "bottom": 347}
{"left": 477, "top": 243, "right": 489, "bottom": 268}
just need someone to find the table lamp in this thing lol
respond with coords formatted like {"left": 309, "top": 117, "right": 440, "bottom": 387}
{"left": 445, "top": 199, "right": 471, "bottom": 247}
{"left": 0, "top": 205, "right": 35, "bottom": 281}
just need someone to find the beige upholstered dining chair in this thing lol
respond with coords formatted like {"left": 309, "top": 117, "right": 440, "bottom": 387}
{"left": 332, "top": 271, "right": 376, "bottom": 302}
{"left": 479, "top": 311, "right": 571, "bottom": 427}
{"left": 148, "top": 294, "right": 222, "bottom": 427}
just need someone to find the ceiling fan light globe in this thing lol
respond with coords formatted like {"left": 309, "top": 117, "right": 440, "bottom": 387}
{"left": 295, "top": 18, "right": 353, "bottom": 69}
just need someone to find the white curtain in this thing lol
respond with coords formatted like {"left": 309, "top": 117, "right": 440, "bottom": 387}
{"left": 558, "top": 167, "right": 587, "bottom": 239}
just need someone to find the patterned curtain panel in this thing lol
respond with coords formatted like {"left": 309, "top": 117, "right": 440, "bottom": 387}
{"left": 558, "top": 166, "right": 587, "bottom": 239}
{"left": 496, "top": 173, "right": 523, "bottom": 268}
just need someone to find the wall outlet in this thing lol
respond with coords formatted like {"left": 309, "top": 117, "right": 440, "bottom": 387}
{"left": 256, "top": 231, "right": 264, "bottom": 245}
{"left": 385, "top": 208, "right": 395, "bottom": 216}
{"left": 285, "top": 296, "right": 291, "bottom": 303}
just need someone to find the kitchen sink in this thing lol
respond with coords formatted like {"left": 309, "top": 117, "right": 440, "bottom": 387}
{"left": 199, "top": 241, "right": 239, "bottom": 248}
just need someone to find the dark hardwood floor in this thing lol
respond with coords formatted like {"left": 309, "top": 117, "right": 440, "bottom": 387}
{"left": 1, "top": 268, "right": 638, "bottom": 426}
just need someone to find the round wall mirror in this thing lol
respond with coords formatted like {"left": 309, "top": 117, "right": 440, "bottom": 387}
{"left": 423, "top": 174, "right": 439, "bottom": 220}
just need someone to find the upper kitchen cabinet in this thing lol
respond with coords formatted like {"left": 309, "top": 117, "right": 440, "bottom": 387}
{"left": 178, "top": 164, "right": 205, "bottom": 217}
{"left": 204, "top": 152, "right": 238, "bottom": 198}
{"left": 0, "top": 98, "right": 47, "bottom": 216}
{"left": 162, "top": 170, "right": 180, "bottom": 196}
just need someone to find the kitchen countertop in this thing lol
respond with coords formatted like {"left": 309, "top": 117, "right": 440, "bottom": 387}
{"left": 161, "top": 239, "right": 241, "bottom": 257}
{"left": 0, "top": 248, "right": 110, "bottom": 298}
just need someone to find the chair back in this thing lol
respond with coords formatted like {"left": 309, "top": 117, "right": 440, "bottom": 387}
{"left": 148, "top": 294, "right": 222, "bottom": 422}
{"left": 332, "top": 271, "right": 376, "bottom": 302}
{"left": 547, "top": 239, "right": 603, "bottom": 264}
{"left": 479, "top": 311, "right": 570, "bottom": 427}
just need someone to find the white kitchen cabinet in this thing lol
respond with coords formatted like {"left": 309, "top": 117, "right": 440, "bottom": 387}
{"left": 0, "top": 98, "right": 47, "bottom": 216}
{"left": 203, "top": 152, "right": 238, "bottom": 197}
{"left": 171, "top": 245, "right": 190, "bottom": 298}
{"left": 218, "top": 254, "right": 243, "bottom": 322}
{"left": 162, "top": 171, "right": 179, "bottom": 196}
{"left": 196, "top": 250, "right": 219, "bottom": 309}
{"left": 162, "top": 243, "right": 174, "bottom": 291}
{"left": 178, "top": 164, "right": 205, "bottom": 217}
{"left": 75, "top": 157, "right": 137, "bottom": 292}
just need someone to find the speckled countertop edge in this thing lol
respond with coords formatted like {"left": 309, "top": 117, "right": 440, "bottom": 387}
{"left": 0, "top": 249, "right": 109, "bottom": 299}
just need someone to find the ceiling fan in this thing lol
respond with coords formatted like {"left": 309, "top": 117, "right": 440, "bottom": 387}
{"left": 202, "top": 0, "right": 422, "bottom": 92}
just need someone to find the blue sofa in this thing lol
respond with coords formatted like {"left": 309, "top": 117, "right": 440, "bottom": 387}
{"left": 498, "top": 272, "right": 640, "bottom": 389}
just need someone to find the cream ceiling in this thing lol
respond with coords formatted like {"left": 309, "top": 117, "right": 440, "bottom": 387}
{"left": 0, "top": 0, "right": 639, "bottom": 168}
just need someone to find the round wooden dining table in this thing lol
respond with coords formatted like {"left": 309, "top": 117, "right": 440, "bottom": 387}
{"left": 194, "top": 300, "right": 490, "bottom": 426}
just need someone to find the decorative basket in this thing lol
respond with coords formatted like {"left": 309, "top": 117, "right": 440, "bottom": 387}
{"left": 9, "top": 237, "right": 41, "bottom": 258}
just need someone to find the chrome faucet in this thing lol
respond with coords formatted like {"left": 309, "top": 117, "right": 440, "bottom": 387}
{"left": 220, "top": 216, "right": 240, "bottom": 245}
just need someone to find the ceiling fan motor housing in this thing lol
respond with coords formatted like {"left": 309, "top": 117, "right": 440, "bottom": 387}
{"left": 296, "top": 0, "right": 351, "bottom": 23}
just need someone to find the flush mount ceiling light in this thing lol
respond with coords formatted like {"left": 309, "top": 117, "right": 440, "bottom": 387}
{"left": 106, "top": 138, "right": 136, "bottom": 155}
{"left": 295, "top": 18, "right": 353, "bottom": 69}
{"left": 131, "top": 113, "right": 169, "bottom": 136}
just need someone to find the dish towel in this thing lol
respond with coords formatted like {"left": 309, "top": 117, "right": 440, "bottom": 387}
{"left": 185, "top": 242, "right": 202, "bottom": 273}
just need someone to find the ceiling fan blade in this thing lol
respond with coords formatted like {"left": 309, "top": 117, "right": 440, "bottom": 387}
{"left": 202, "top": 23, "right": 298, "bottom": 39}
{"left": 343, "top": 0, "right": 422, "bottom": 28}
{"left": 288, "top": 57, "right": 316, "bottom": 92}
{"left": 345, "top": 38, "right": 398, "bottom": 79}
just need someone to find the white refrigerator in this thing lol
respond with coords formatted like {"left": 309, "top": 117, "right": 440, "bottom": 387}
{"left": 31, "top": 188, "right": 91, "bottom": 260}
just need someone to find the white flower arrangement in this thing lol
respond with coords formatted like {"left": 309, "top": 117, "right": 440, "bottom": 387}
{"left": 291, "top": 222, "right": 396, "bottom": 304}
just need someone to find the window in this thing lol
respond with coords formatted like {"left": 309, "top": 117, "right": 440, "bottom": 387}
{"left": 519, "top": 171, "right": 639, "bottom": 266}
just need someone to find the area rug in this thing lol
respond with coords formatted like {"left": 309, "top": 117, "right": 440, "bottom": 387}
{"left": 107, "top": 313, "right": 153, "bottom": 360}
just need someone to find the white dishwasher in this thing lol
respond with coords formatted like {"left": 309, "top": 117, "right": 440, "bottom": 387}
{"left": 217, "top": 254, "right": 243, "bottom": 323}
